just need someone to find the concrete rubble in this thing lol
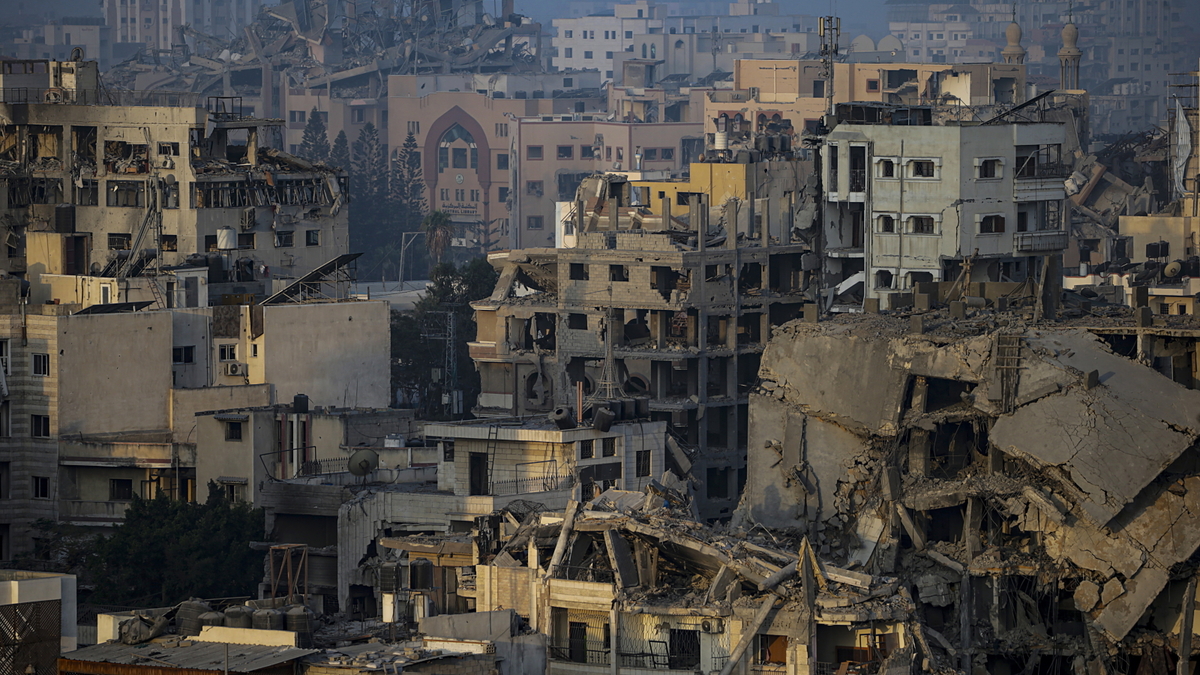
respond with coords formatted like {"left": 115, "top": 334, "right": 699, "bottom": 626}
{"left": 739, "top": 308, "right": 1200, "bottom": 671}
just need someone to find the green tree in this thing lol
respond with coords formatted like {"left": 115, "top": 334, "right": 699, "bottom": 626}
{"left": 392, "top": 258, "right": 498, "bottom": 418}
{"left": 390, "top": 130, "right": 426, "bottom": 232}
{"left": 422, "top": 210, "right": 454, "bottom": 264}
{"left": 350, "top": 123, "right": 390, "bottom": 275}
{"left": 87, "top": 484, "right": 267, "bottom": 606}
{"left": 298, "top": 107, "right": 330, "bottom": 163}
{"left": 329, "top": 130, "right": 350, "bottom": 171}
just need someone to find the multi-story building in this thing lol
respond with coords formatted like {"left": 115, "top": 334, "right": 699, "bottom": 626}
{"left": 888, "top": 18, "right": 983, "bottom": 63}
{"left": 821, "top": 101, "right": 1069, "bottom": 310}
{"left": 511, "top": 115, "right": 705, "bottom": 248}
{"left": 100, "top": 0, "right": 264, "bottom": 52}
{"left": 552, "top": 0, "right": 667, "bottom": 78}
{"left": 0, "top": 18, "right": 114, "bottom": 68}
{"left": 469, "top": 161, "right": 816, "bottom": 520}
{"left": 386, "top": 73, "right": 607, "bottom": 252}
{"left": 0, "top": 60, "right": 347, "bottom": 292}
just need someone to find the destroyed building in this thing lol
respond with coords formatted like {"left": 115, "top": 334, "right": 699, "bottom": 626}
{"left": 742, "top": 307, "right": 1200, "bottom": 671}
{"left": 469, "top": 158, "right": 818, "bottom": 520}
{"left": 0, "top": 58, "right": 348, "bottom": 297}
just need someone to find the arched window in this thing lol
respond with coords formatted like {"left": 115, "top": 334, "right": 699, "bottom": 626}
{"left": 437, "top": 124, "right": 477, "bottom": 173}
{"left": 675, "top": 39, "right": 685, "bottom": 49}
{"left": 650, "top": 43, "right": 657, "bottom": 58}
{"left": 641, "top": 44, "right": 647, "bottom": 58}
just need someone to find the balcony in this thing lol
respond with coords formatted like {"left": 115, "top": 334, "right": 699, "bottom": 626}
{"left": 59, "top": 499, "right": 130, "bottom": 523}
{"left": 492, "top": 469, "right": 575, "bottom": 497}
{"left": 1015, "top": 230, "right": 1068, "bottom": 253}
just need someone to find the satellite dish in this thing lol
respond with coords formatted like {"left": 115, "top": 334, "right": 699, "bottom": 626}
{"left": 348, "top": 449, "right": 379, "bottom": 476}
{"left": 1164, "top": 261, "right": 1183, "bottom": 278}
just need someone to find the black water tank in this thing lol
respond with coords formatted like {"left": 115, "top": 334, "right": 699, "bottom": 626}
{"left": 293, "top": 394, "right": 309, "bottom": 414}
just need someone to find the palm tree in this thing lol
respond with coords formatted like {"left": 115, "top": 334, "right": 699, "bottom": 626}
{"left": 423, "top": 211, "right": 454, "bottom": 264}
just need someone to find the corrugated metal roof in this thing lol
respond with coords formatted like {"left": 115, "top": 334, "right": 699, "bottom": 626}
{"left": 64, "top": 641, "right": 317, "bottom": 673}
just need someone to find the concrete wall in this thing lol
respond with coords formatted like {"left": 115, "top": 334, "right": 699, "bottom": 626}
{"left": 0, "top": 570, "right": 77, "bottom": 652}
{"left": 171, "top": 384, "right": 273, "bottom": 443}
{"left": 260, "top": 302, "right": 390, "bottom": 409}
{"left": 57, "top": 310, "right": 173, "bottom": 436}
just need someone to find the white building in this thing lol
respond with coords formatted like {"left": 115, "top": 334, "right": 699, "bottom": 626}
{"left": 1, "top": 570, "right": 77, "bottom": 674}
{"left": 822, "top": 102, "right": 1069, "bottom": 310}
{"left": 101, "top": 0, "right": 264, "bottom": 51}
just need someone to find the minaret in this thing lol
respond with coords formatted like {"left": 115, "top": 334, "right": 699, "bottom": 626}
{"left": 1000, "top": 4, "right": 1026, "bottom": 65}
{"left": 1058, "top": 4, "right": 1082, "bottom": 89}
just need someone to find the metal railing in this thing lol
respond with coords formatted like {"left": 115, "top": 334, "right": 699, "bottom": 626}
{"left": 555, "top": 565, "right": 615, "bottom": 583}
{"left": 549, "top": 642, "right": 611, "bottom": 665}
{"left": 849, "top": 168, "right": 867, "bottom": 192}
{"left": 491, "top": 468, "right": 574, "bottom": 496}
{"left": 1015, "top": 230, "right": 1069, "bottom": 253}
{"left": 297, "top": 457, "right": 350, "bottom": 476}
{"left": 1015, "top": 161, "right": 1071, "bottom": 179}
{"left": 0, "top": 87, "right": 202, "bottom": 107}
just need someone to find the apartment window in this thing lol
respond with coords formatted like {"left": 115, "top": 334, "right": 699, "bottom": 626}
{"left": 172, "top": 346, "right": 195, "bottom": 364}
{"left": 107, "top": 180, "right": 145, "bottom": 207}
{"left": 606, "top": 51, "right": 614, "bottom": 59}
{"left": 977, "top": 158, "right": 1002, "bottom": 179}
{"left": 625, "top": 30, "right": 633, "bottom": 38}
{"left": 275, "top": 231, "right": 294, "bottom": 247}
{"left": 568, "top": 313, "right": 588, "bottom": 329}
{"left": 644, "top": 148, "right": 658, "bottom": 161}
{"left": 908, "top": 160, "right": 937, "bottom": 178}
{"left": 0, "top": 340, "right": 7, "bottom": 376}
{"left": 0, "top": 461, "right": 8, "bottom": 497}
{"left": 580, "top": 439, "right": 594, "bottom": 459}
{"left": 219, "top": 344, "right": 237, "bottom": 361}
{"left": 706, "top": 467, "right": 730, "bottom": 500}
{"left": 813, "top": 80, "right": 825, "bottom": 98}
{"left": 455, "top": 189, "right": 466, "bottom": 201}
{"left": 563, "top": 78, "right": 574, "bottom": 87}
{"left": 110, "top": 478, "right": 134, "bottom": 501}
{"left": 108, "top": 233, "right": 132, "bottom": 250}
{"left": 635, "top": 450, "right": 651, "bottom": 477}
{"left": 0, "top": 402, "right": 9, "bottom": 438}
{"left": 979, "top": 215, "right": 1005, "bottom": 234}
{"left": 352, "top": 108, "right": 365, "bottom": 123}
{"left": 877, "top": 159, "right": 896, "bottom": 178}
{"left": 866, "top": 79, "right": 880, "bottom": 92}
{"left": 557, "top": 145, "right": 574, "bottom": 160}
{"left": 564, "top": 30, "right": 573, "bottom": 38}
{"left": 909, "top": 216, "right": 936, "bottom": 234}
{"left": 32, "top": 353, "right": 49, "bottom": 377}
{"left": 470, "top": 189, "right": 480, "bottom": 201}
{"left": 31, "top": 415, "right": 50, "bottom": 438}
{"left": 569, "top": 263, "right": 588, "bottom": 281}
{"left": 225, "top": 421, "right": 243, "bottom": 441}
{"left": 609, "top": 264, "right": 629, "bottom": 281}
{"left": 526, "top": 180, "right": 544, "bottom": 195}
{"left": 580, "top": 145, "right": 596, "bottom": 160}
{"left": 527, "top": 146, "right": 543, "bottom": 160}
{"left": 499, "top": 187, "right": 510, "bottom": 202}
{"left": 878, "top": 215, "right": 895, "bottom": 233}
{"left": 527, "top": 216, "right": 544, "bottom": 230}
{"left": 251, "top": 344, "right": 259, "bottom": 358}
{"left": 238, "top": 233, "right": 255, "bottom": 249}
{"left": 440, "top": 188, "right": 450, "bottom": 200}
{"left": 288, "top": 110, "right": 306, "bottom": 124}
{"left": 306, "top": 230, "right": 320, "bottom": 246}
{"left": 583, "top": 51, "right": 593, "bottom": 59}
{"left": 76, "top": 179, "right": 99, "bottom": 206}
{"left": 564, "top": 47, "right": 573, "bottom": 58}
{"left": 32, "top": 476, "right": 50, "bottom": 499}
{"left": 601, "top": 437, "right": 616, "bottom": 457}
{"left": 497, "top": 153, "right": 509, "bottom": 170}
{"left": 661, "top": 148, "right": 674, "bottom": 161}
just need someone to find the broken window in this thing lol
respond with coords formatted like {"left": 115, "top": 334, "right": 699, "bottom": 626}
{"left": 107, "top": 181, "right": 144, "bottom": 207}
{"left": 580, "top": 440, "right": 594, "bottom": 459}
{"left": 104, "top": 140, "right": 149, "bottom": 174}
{"left": 668, "top": 629, "right": 700, "bottom": 669}
{"left": 28, "top": 126, "right": 62, "bottom": 170}
{"left": 706, "top": 467, "right": 730, "bottom": 500}
{"left": 651, "top": 266, "right": 681, "bottom": 300}
{"left": 979, "top": 215, "right": 1005, "bottom": 234}
{"left": 569, "top": 263, "right": 589, "bottom": 281}
{"left": 158, "top": 142, "right": 179, "bottom": 156}
{"left": 160, "top": 235, "right": 178, "bottom": 252}
{"left": 551, "top": 608, "right": 610, "bottom": 664}
{"left": 755, "top": 634, "right": 788, "bottom": 665}
{"left": 7, "top": 178, "right": 62, "bottom": 206}
{"left": 568, "top": 313, "right": 587, "bottom": 330}
{"left": 275, "top": 231, "right": 294, "bottom": 248}
{"left": 635, "top": 450, "right": 650, "bottom": 477}
{"left": 108, "top": 233, "right": 132, "bottom": 250}
{"left": 609, "top": 265, "right": 629, "bottom": 282}
{"left": 71, "top": 126, "right": 97, "bottom": 170}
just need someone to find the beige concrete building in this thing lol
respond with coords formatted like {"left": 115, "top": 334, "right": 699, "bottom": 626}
{"left": 101, "top": 0, "right": 264, "bottom": 52}
{"left": 0, "top": 59, "right": 349, "bottom": 304}
{"left": 386, "top": 74, "right": 606, "bottom": 252}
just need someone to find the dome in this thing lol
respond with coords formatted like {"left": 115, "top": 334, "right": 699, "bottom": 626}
{"left": 1005, "top": 21, "right": 1023, "bottom": 47}
{"left": 1058, "top": 22, "right": 1081, "bottom": 57}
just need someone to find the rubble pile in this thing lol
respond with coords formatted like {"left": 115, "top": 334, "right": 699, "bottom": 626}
{"left": 742, "top": 313, "right": 1200, "bottom": 671}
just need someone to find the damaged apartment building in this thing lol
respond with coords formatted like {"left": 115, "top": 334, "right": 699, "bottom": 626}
{"left": 469, "top": 156, "right": 820, "bottom": 520}
{"left": 0, "top": 57, "right": 347, "bottom": 304}
{"left": 740, "top": 306, "right": 1200, "bottom": 673}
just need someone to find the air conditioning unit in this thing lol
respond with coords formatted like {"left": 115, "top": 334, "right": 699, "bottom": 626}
{"left": 225, "top": 362, "right": 245, "bottom": 376}
{"left": 160, "top": 157, "right": 175, "bottom": 169}
{"left": 240, "top": 207, "right": 256, "bottom": 232}
{"left": 701, "top": 619, "right": 724, "bottom": 633}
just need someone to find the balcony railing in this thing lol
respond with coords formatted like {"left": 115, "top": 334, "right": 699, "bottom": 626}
{"left": 550, "top": 641, "right": 611, "bottom": 665}
{"left": 492, "top": 470, "right": 575, "bottom": 496}
{"left": 1015, "top": 230, "right": 1069, "bottom": 253}
{"left": 1015, "top": 162, "right": 1072, "bottom": 179}
{"left": 297, "top": 457, "right": 350, "bottom": 476}
{"left": 0, "top": 88, "right": 202, "bottom": 107}
{"left": 849, "top": 168, "right": 867, "bottom": 192}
